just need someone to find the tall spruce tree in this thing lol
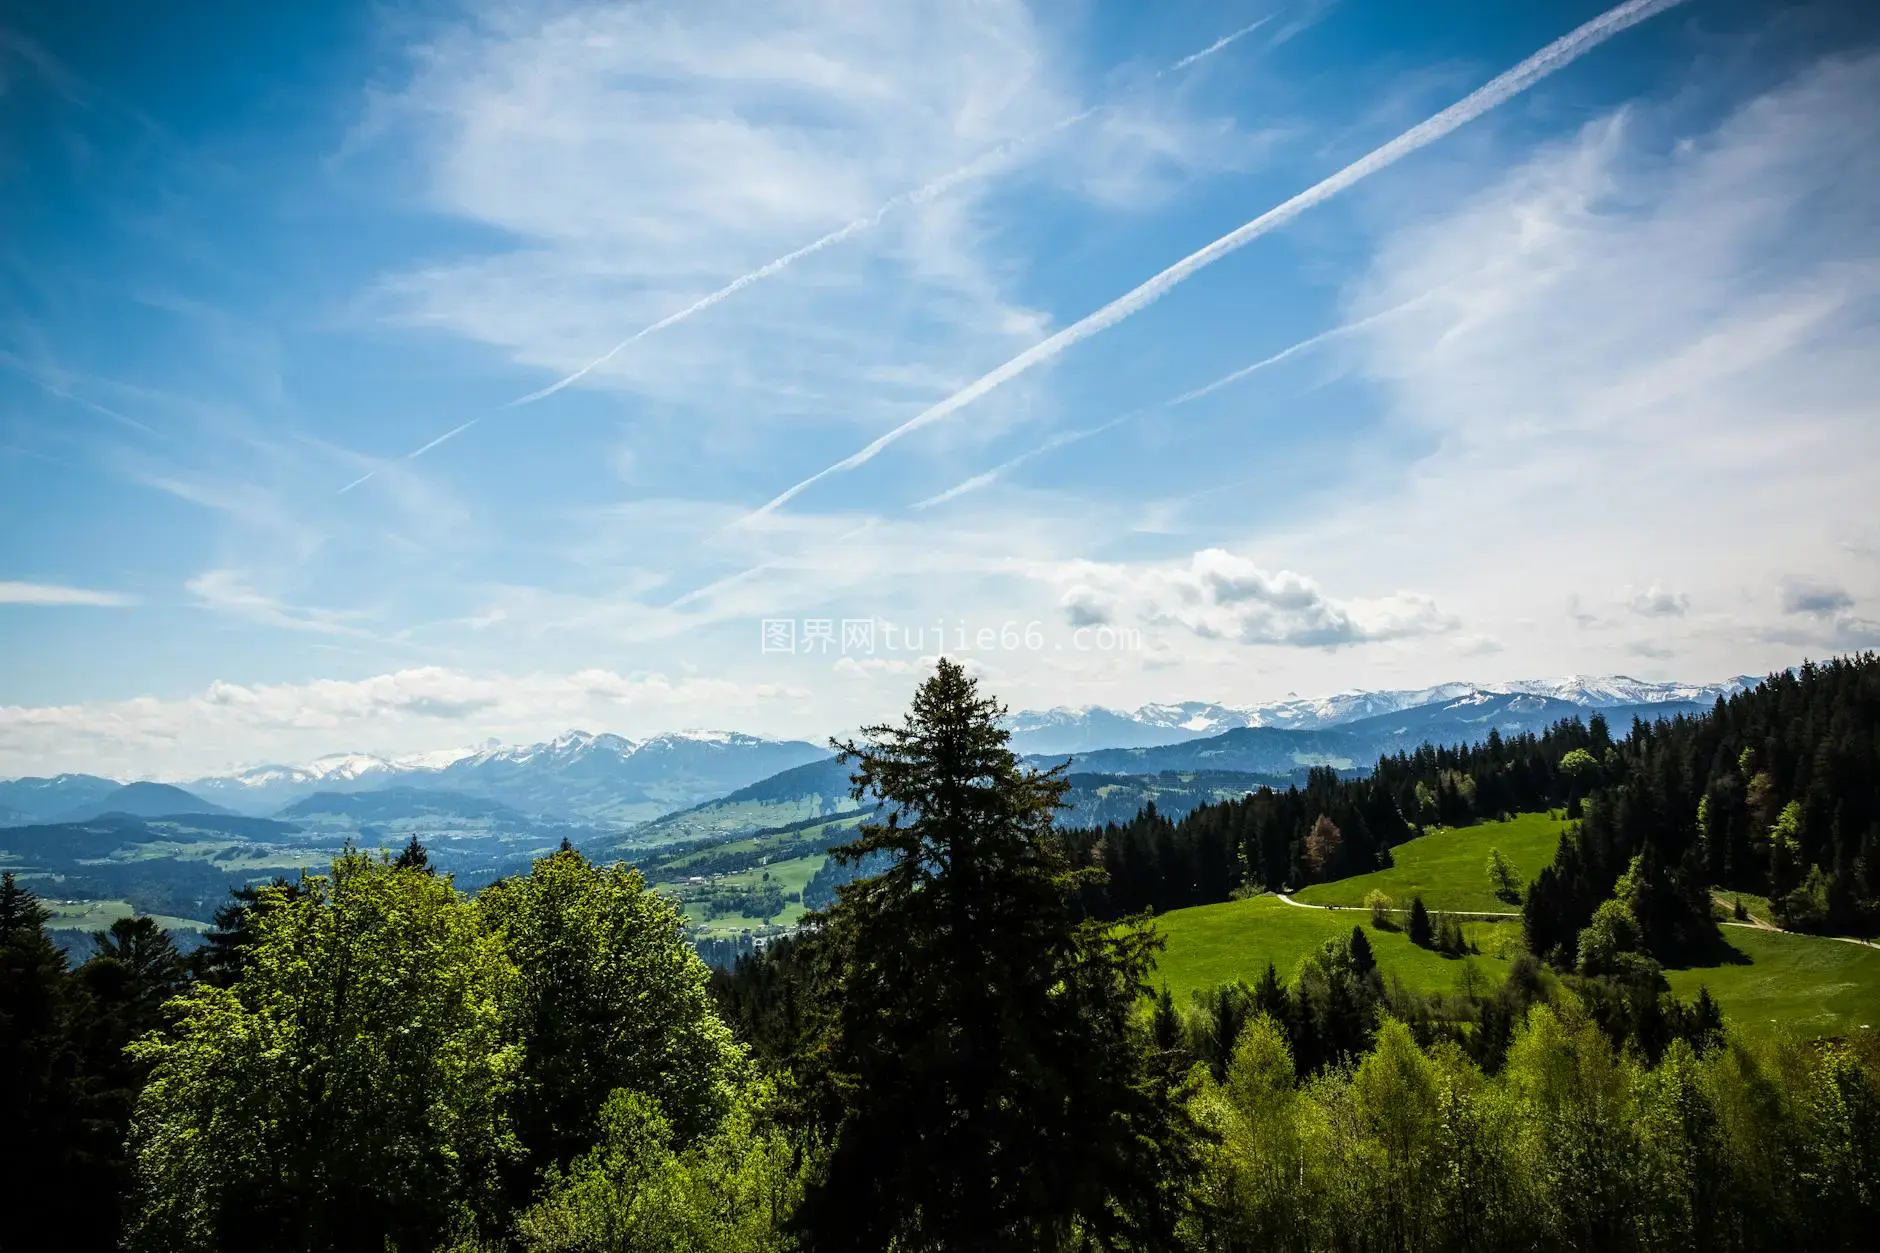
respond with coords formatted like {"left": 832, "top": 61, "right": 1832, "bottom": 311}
{"left": 1407, "top": 895, "right": 1434, "bottom": 949}
{"left": 0, "top": 873, "right": 84, "bottom": 1245}
{"left": 795, "top": 659, "right": 1195, "bottom": 1251}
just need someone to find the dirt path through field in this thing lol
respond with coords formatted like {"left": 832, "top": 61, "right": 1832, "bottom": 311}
{"left": 1273, "top": 893, "right": 1522, "bottom": 920}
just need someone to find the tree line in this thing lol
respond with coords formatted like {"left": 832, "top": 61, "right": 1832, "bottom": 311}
{"left": 1058, "top": 655, "right": 1880, "bottom": 962}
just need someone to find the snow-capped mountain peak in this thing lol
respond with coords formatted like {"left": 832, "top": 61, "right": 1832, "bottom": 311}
{"left": 1003, "top": 674, "right": 1754, "bottom": 755}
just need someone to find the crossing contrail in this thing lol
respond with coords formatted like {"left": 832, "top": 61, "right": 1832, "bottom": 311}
{"left": 913, "top": 292, "right": 1435, "bottom": 508}
{"left": 1166, "top": 15, "right": 1274, "bottom": 74}
{"left": 912, "top": 416, "right": 1131, "bottom": 511}
{"left": 741, "top": 0, "right": 1690, "bottom": 522}
{"left": 339, "top": 15, "right": 1281, "bottom": 496}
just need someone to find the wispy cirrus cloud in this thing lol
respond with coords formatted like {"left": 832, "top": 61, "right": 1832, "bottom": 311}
{"left": 0, "top": 581, "right": 137, "bottom": 607}
{"left": 746, "top": 0, "right": 1691, "bottom": 520}
{"left": 1272, "top": 46, "right": 1880, "bottom": 684}
{"left": 344, "top": 2, "right": 1285, "bottom": 494}
{"left": 185, "top": 569, "right": 376, "bottom": 638}
{"left": 364, "top": 1, "right": 1083, "bottom": 468}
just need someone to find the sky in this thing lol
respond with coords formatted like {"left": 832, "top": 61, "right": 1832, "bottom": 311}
{"left": 2, "top": 0, "right": 1877, "bottom": 780}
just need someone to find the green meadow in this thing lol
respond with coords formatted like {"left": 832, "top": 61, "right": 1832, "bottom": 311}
{"left": 1153, "top": 810, "right": 1880, "bottom": 1041}
{"left": 1148, "top": 893, "right": 1519, "bottom": 1003}
{"left": 44, "top": 897, "right": 210, "bottom": 935}
{"left": 1292, "top": 811, "right": 1568, "bottom": 915}
{"left": 1665, "top": 926, "right": 1880, "bottom": 1044}
{"left": 677, "top": 851, "right": 826, "bottom": 938}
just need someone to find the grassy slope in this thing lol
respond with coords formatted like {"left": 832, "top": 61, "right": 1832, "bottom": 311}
{"left": 678, "top": 852, "right": 826, "bottom": 938}
{"left": 44, "top": 897, "right": 209, "bottom": 933}
{"left": 650, "top": 817, "right": 857, "bottom": 875}
{"left": 1293, "top": 812, "right": 1568, "bottom": 914}
{"left": 1157, "top": 809, "right": 1880, "bottom": 1041}
{"left": 1149, "top": 894, "right": 1519, "bottom": 1003}
{"left": 1665, "top": 928, "right": 1880, "bottom": 1044}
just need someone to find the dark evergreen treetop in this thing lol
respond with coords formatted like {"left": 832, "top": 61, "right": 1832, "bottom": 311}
{"left": 795, "top": 658, "right": 1196, "bottom": 1251}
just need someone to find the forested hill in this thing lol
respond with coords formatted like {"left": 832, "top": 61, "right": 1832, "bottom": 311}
{"left": 1524, "top": 651, "right": 1880, "bottom": 956}
{"left": 1066, "top": 654, "right": 1880, "bottom": 947}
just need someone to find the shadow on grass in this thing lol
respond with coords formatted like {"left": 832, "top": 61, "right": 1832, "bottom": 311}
{"left": 1671, "top": 933, "right": 1755, "bottom": 970}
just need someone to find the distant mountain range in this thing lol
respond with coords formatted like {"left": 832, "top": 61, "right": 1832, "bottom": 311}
{"left": 1002, "top": 675, "right": 1752, "bottom": 754}
{"left": 1042, "top": 691, "right": 1710, "bottom": 777}
{"left": 0, "top": 675, "right": 1751, "bottom": 843}
{"left": 2, "top": 730, "right": 831, "bottom": 831}
{"left": 177, "top": 729, "right": 829, "bottom": 825}
{"left": 0, "top": 673, "right": 1764, "bottom": 931}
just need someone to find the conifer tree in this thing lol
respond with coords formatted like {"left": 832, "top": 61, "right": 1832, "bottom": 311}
{"left": 1348, "top": 925, "right": 1377, "bottom": 975}
{"left": 0, "top": 873, "right": 83, "bottom": 1239}
{"left": 796, "top": 659, "right": 1195, "bottom": 1250}
{"left": 394, "top": 834, "right": 432, "bottom": 871}
{"left": 1407, "top": 895, "right": 1434, "bottom": 948}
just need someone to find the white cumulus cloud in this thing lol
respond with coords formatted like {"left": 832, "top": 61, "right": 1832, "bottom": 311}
{"left": 1043, "top": 549, "right": 1456, "bottom": 648}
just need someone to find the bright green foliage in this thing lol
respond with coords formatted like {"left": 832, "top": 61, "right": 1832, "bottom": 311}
{"left": 1577, "top": 896, "right": 1644, "bottom": 975}
{"left": 1183, "top": 1000, "right": 1880, "bottom": 1251}
{"left": 1486, "top": 846, "right": 1521, "bottom": 904}
{"left": 514, "top": 1084, "right": 804, "bottom": 1253}
{"left": 1186, "top": 1014, "right": 1324, "bottom": 1249}
{"left": 481, "top": 849, "right": 746, "bottom": 1184}
{"left": 797, "top": 659, "right": 1196, "bottom": 1250}
{"left": 1559, "top": 748, "right": 1601, "bottom": 785}
{"left": 126, "top": 851, "right": 521, "bottom": 1253}
{"left": 1364, "top": 888, "right": 1392, "bottom": 929}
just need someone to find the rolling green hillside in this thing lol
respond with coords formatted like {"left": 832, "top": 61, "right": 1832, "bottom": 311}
{"left": 1147, "top": 893, "right": 1520, "bottom": 1003}
{"left": 1154, "top": 810, "right": 1880, "bottom": 1042}
{"left": 1292, "top": 811, "right": 1567, "bottom": 914}
{"left": 1664, "top": 927, "right": 1880, "bottom": 1043}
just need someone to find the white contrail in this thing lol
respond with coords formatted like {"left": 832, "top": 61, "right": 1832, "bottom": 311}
{"left": 337, "top": 415, "right": 481, "bottom": 494}
{"left": 500, "top": 110, "right": 1099, "bottom": 412}
{"left": 337, "top": 113, "right": 1097, "bottom": 496}
{"left": 913, "top": 295, "right": 1430, "bottom": 509}
{"left": 742, "top": 0, "right": 1689, "bottom": 522}
{"left": 664, "top": 519, "right": 877, "bottom": 611}
{"left": 497, "top": 15, "right": 1272, "bottom": 416}
{"left": 1165, "top": 14, "right": 1275, "bottom": 74}
{"left": 339, "top": 17, "right": 1284, "bottom": 496}
{"left": 912, "top": 416, "right": 1131, "bottom": 510}
{"left": 1163, "top": 290, "right": 1436, "bottom": 406}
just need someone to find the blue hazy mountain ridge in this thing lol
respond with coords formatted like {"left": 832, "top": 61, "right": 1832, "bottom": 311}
{"left": 1001, "top": 677, "right": 1747, "bottom": 756}
{"left": 1004, "top": 706, "right": 1206, "bottom": 755}
{"left": 0, "top": 773, "right": 125, "bottom": 824}
{"left": 53, "top": 781, "right": 230, "bottom": 824}
{"left": 621, "top": 760, "right": 1295, "bottom": 851}
{"left": 1324, "top": 693, "right": 1707, "bottom": 745}
{"left": 1042, "top": 727, "right": 1368, "bottom": 777}
{"left": 427, "top": 732, "right": 832, "bottom": 825}
{"left": 623, "top": 756, "right": 859, "bottom": 846}
{"left": 277, "top": 786, "right": 549, "bottom": 832}
{"left": 166, "top": 731, "right": 835, "bottom": 825}
{"left": 0, "top": 812, "right": 306, "bottom": 863}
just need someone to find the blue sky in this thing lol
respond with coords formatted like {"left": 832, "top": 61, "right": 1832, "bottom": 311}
{"left": 2, "top": 0, "right": 1877, "bottom": 778}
